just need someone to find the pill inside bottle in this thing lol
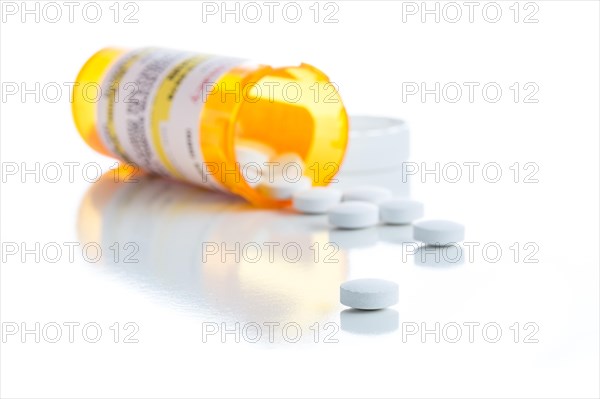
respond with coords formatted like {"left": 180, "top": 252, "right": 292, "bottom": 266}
{"left": 72, "top": 47, "right": 349, "bottom": 206}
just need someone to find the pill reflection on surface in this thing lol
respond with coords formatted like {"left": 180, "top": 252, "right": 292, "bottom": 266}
{"left": 340, "top": 308, "right": 399, "bottom": 335}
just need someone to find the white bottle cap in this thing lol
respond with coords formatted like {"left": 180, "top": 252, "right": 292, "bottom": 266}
{"left": 335, "top": 115, "right": 410, "bottom": 196}
{"left": 341, "top": 115, "right": 409, "bottom": 173}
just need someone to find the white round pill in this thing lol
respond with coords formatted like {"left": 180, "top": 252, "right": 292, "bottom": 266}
{"left": 292, "top": 187, "right": 342, "bottom": 214}
{"left": 328, "top": 201, "right": 379, "bottom": 229}
{"left": 257, "top": 176, "right": 312, "bottom": 200}
{"left": 343, "top": 185, "right": 392, "bottom": 204}
{"left": 270, "top": 152, "right": 305, "bottom": 177}
{"left": 236, "top": 145, "right": 270, "bottom": 187}
{"left": 379, "top": 199, "right": 424, "bottom": 225}
{"left": 413, "top": 219, "right": 465, "bottom": 246}
{"left": 236, "top": 145, "right": 270, "bottom": 167}
{"left": 340, "top": 278, "right": 399, "bottom": 310}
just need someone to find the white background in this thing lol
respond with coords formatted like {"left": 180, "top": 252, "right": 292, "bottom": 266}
{"left": 1, "top": 1, "right": 599, "bottom": 398}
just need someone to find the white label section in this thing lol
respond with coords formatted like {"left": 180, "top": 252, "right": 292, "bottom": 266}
{"left": 158, "top": 56, "right": 244, "bottom": 190}
{"left": 113, "top": 49, "right": 194, "bottom": 175}
{"left": 96, "top": 49, "right": 147, "bottom": 160}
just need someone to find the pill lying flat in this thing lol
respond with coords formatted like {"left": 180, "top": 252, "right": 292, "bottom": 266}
{"left": 328, "top": 201, "right": 379, "bottom": 229}
{"left": 343, "top": 185, "right": 393, "bottom": 204}
{"left": 292, "top": 187, "right": 343, "bottom": 214}
{"left": 340, "top": 278, "right": 399, "bottom": 310}
{"left": 379, "top": 199, "right": 424, "bottom": 225}
{"left": 413, "top": 219, "right": 465, "bottom": 246}
{"left": 257, "top": 176, "right": 312, "bottom": 200}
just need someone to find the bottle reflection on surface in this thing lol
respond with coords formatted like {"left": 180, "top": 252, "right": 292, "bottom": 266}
{"left": 77, "top": 170, "right": 348, "bottom": 330}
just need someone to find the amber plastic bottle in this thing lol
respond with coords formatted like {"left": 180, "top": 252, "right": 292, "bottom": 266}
{"left": 72, "top": 47, "right": 348, "bottom": 206}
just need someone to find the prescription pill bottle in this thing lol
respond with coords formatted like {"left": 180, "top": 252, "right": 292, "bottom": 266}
{"left": 72, "top": 47, "right": 348, "bottom": 206}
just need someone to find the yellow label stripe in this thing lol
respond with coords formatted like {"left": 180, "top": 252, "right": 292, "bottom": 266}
{"left": 150, "top": 55, "right": 208, "bottom": 178}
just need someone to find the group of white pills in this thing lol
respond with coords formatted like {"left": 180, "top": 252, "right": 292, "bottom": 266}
{"left": 235, "top": 145, "right": 312, "bottom": 197}
{"left": 236, "top": 145, "right": 465, "bottom": 311}
{"left": 292, "top": 185, "right": 464, "bottom": 311}
{"left": 291, "top": 185, "right": 464, "bottom": 246}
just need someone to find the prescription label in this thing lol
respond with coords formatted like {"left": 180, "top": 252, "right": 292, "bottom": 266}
{"left": 96, "top": 48, "right": 245, "bottom": 190}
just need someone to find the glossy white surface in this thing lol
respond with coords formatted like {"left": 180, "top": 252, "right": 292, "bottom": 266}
{"left": 1, "top": 2, "right": 599, "bottom": 398}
